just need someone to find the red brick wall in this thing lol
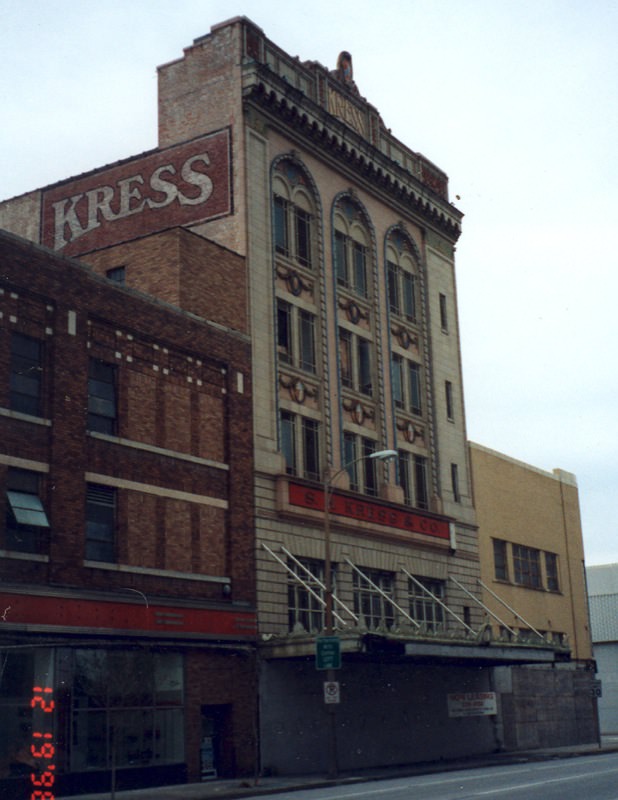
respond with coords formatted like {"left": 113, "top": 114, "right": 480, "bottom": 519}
{"left": 184, "top": 649, "right": 258, "bottom": 779}
{"left": 0, "top": 229, "right": 255, "bottom": 606}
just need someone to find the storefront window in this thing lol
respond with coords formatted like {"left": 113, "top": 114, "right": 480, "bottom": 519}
{"left": 0, "top": 646, "right": 184, "bottom": 795}
{"left": 0, "top": 648, "right": 55, "bottom": 795}
{"left": 71, "top": 650, "right": 184, "bottom": 771}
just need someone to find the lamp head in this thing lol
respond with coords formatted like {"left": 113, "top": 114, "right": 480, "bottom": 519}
{"left": 369, "top": 449, "right": 398, "bottom": 462}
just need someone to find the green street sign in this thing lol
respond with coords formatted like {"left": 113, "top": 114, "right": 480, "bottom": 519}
{"left": 315, "top": 636, "right": 341, "bottom": 670}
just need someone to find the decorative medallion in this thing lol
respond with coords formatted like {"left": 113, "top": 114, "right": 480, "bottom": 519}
{"left": 287, "top": 272, "right": 303, "bottom": 297}
{"left": 292, "top": 379, "right": 306, "bottom": 404}
{"left": 404, "top": 421, "right": 416, "bottom": 443}
{"left": 339, "top": 297, "right": 369, "bottom": 325}
{"left": 279, "top": 374, "right": 318, "bottom": 405}
{"left": 399, "top": 329, "right": 411, "bottom": 349}
{"left": 353, "top": 402, "right": 365, "bottom": 425}
{"left": 348, "top": 301, "right": 361, "bottom": 325}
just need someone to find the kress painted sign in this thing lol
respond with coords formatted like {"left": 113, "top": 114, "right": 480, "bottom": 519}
{"left": 42, "top": 128, "right": 231, "bottom": 256}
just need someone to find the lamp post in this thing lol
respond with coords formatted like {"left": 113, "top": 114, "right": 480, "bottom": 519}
{"left": 322, "top": 447, "right": 397, "bottom": 777}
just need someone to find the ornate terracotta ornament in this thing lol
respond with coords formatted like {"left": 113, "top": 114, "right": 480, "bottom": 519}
{"left": 292, "top": 379, "right": 306, "bottom": 404}
{"left": 276, "top": 266, "right": 313, "bottom": 295}
{"left": 279, "top": 375, "right": 317, "bottom": 405}
{"left": 338, "top": 297, "right": 369, "bottom": 325}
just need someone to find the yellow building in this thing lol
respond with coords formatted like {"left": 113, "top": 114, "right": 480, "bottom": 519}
{"left": 470, "top": 442, "right": 596, "bottom": 748}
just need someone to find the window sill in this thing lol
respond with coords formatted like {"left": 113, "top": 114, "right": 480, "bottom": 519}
{"left": 87, "top": 431, "right": 229, "bottom": 471}
{"left": 0, "top": 548, "right": 49, "bottom": 562}
{"left": 0, "top": 407, "right": 51, "bottom": 426}
{"left": 83, "top": 559, "right": 231, "bottom": 586}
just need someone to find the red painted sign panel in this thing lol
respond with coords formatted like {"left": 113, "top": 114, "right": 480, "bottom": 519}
{"left": 0, "top": 590, "right": 256, "bottom": 638}
{"left": 288, "top": 482, "right": 451, "bottom": 540}
{"left": 41, "top": 128, "right": 231, "bottom": 256}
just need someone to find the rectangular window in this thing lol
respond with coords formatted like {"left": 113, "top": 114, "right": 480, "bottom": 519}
{"left": 5, "top": 468, "right": 50, "bottom": 554}
{"left": 445, "top": 380, "right": 454, "bottom": 420}
{"left": 450, "top": 463, "right": 460, "bottom": 503}
{"left": 513, "top": 544, "right": 542, "bottom": 589}
{"left": 439, "top": 292, "right": 448, "bottom": 332}
{"left": 274, "top": 195, "right": 289, "bottom": 256}
{"left": 294, "top": 207, "right": 312, "bottom": 267}
{"left": 71, "top": 650, "right": 184, "bottom": 770}
{"left": 334, "top": 231, "right": 348, "bottom": 287}
{"left": 388, "top": 265, "right": 416, "bottom": 321}
{"left": 545, "top": 551, "right": 560, "bottom": 591}
{"left": 358, "top": 337, "right": 372, "bottom": 395}
{"left": 402, "top": 272, "right": 416, "bottom": 321}
{"left": 298, "top": 310, "right": 316, "bottom": 373}
{"left": 10, "top": 332, "right": 43, "bottom": 416}
{"left": 353, "top": 569, "right": 395, "bottom": 630}
{"left": 343, "top": 432, "right": 358, "bottom": 491}
{"left": 106, "top": 266, "right": 126, "bottom": 285}
{"left": 280, "top": 411, "right": 296, "bottom": 476}
{"left": 408, "top": 577, "right": 445, "bottom": 632}
{"left": 352, "top": 241, "right": 367, "bottom": 297}
{"left": 362, "top": 438, "right": 377, "bottom": 496}
{"left": 86, "top": 484, "right": 116, "bottom": 563}
{"left": 280, "top": 411, "right": 320, "bottom": 481}
{"left": 391, "top": 354, "right": 404, "bottom": 408}
{"left": 287, "top": 557, "right": 327, "bottom": 633}
{"left": 414, "top": 455, "right": 429, "bottom": 510}
{"left": 398, "top": 450, "right": 412, "bottom": 506}
{"left": 408, "top": 361, "right": 422, "bottom": 415}
{"left": 387, "top": 262, "right": 399, "bottom": 315}
{"left": 302, "top": 418, "right": 320, "bottom": 481}
{"left": 339, "top": 329, "right": 373, "bottom": 397}
{"left": 277, "top": 300, "right": 293, "bottom": 364}
{"left": 88, "top": 359, "right": 117, "bottom": 435}
{"left": 493, "top": 539, "right": 508, "bottom": 581}
{"left": 339, "top": 329, "right": 353, "bottom": 388}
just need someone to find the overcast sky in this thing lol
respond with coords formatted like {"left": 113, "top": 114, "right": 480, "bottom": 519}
{"left": 2, "top": 0, "right": 617, "bottom": 565}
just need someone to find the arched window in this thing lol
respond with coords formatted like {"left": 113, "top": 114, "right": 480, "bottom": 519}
{"left": 333, "top": 196, "right": 383, "bottom": 496}
{"left": 273, "top": 162, "right": 315, "bottom": 270}
{"left": 333, "top": 199, "right": 369, "bottom": 298}
{"left": 273, "top": 158, "right": 322, "bottom": 482}
{"left": 386, "top": 240, "right": 419, "bottom": 323}
{"left": 385, "top": 229, "right": 430, "bottom": 509}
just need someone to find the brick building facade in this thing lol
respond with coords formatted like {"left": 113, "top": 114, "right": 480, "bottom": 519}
{"left": 0, "top": 229, "right": 256, "bottom": 796}
{"left": 0, "top": 14, "right": 597, "bottom": 791}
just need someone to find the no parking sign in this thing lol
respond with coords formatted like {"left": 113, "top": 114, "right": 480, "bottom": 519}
{"left": 323, "top": 681, "right": 340, "bottom": 704}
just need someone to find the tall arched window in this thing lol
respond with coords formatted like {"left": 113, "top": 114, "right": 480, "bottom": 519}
{"left": 273, "top": 158, "right": 322, "bottom": 481}
{"left": 273, "top": 162, "right": 315, "bottom": 270}
{"left": 385, "top": 229, "right": 430, "bottom": 509}
{"left": 333, "top": 198, "right": 369, "bottom": 298}
{"left": 333, "top": 196, "right": 382, "bottom": 496}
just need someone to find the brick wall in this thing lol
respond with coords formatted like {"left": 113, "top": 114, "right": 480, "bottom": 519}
{"left": 83, "top": 227, "right": 248, "bottom": 334}
{"left": 185, "top": 649, "right": 258, "bottom": 779}
{"left": 0, "top": 229, "right": 255, "bottom": 606}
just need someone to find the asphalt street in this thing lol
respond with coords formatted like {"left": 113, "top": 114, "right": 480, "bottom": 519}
{"left": 249, "top": 752, "right": 618, "bottom": 800}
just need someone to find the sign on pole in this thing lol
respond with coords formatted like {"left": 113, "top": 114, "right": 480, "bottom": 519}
{"left": 316, "top": 636, "right": 341, "bottom": 670}
{"left": 323, "top": 681, "right": 340, "bottom": 704}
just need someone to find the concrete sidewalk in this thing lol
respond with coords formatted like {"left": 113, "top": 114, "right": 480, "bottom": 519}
{"left": 58, "top": 738, "right": 618, "bottom": 800}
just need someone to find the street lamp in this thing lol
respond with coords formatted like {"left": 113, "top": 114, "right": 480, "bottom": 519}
{"left": 322, "top": 447, "right": 397, "bottom": 776}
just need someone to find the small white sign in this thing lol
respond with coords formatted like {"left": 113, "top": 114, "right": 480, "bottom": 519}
{"left": 324, "top": 681, "right": 340, "bottom": 704}
{"left": 447, "top": 691, "right": 497, "bottom": 717}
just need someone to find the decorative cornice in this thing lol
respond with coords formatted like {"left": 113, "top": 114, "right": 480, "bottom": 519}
{"left": 244, "top": 68, "right": 463, "bottom": 243}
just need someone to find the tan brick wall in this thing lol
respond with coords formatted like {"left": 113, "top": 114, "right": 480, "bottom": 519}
{"left": 470, "top": 442, "right": 592, "bottom": 660}
{"left": 84, "top": 228, "right": 248, "bottom": 334}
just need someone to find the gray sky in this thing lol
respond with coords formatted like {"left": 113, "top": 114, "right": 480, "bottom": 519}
{"left": 2, "top": 0, "right": 617, "bottom": 565}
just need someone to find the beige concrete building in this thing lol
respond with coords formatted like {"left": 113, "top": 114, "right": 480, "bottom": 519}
{"left": 0, "top": 14, "right": 599, "bottom": 784}
{"left": 470, "top": 442, "right": 596, "bottom": 748}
